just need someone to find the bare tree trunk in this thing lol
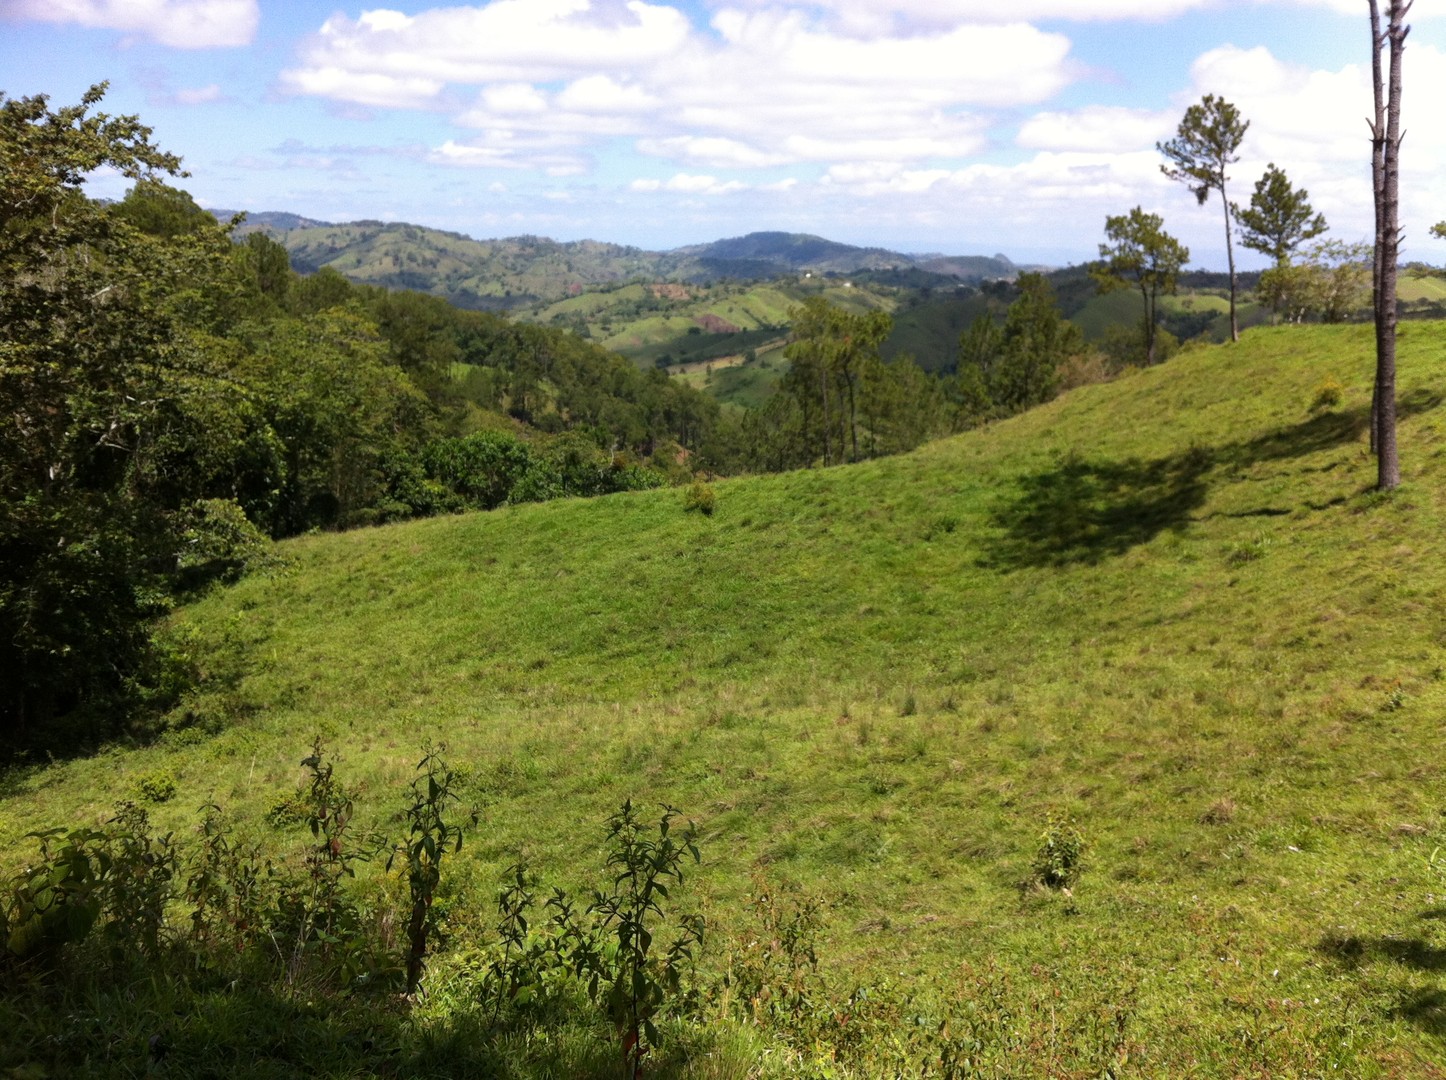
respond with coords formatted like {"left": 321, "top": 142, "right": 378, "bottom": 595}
{"left": 1371, "top": 0, "right": 1409, "bottom": 490}
{"left": 1369, "top": 0, "right": 1387, "bottom": 454}
{"left": 1220, "top": 186, "right": 1240, "bottom": 342}
{"left": 819, "top": 360, "right": 832, "bottom": 467}
{"left": 1140, "top": 281, "right": 1156, "bottom": 365}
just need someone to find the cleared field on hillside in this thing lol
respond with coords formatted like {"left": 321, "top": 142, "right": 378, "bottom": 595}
{"left": 8, "top": 325, "right": 1446, "bottom": 1074}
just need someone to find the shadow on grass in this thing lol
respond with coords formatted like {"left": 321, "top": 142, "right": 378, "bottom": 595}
{"left": 983, "top": 388, "right": 1444, "bottom": 571}
{"left": 1319, "top": 930, "right": 1446, "bottom": 1038}
{"left": 983, "top": 447, "right": 1212, "bottom": 569}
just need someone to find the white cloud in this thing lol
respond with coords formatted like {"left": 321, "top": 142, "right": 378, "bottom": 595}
{"left": 428, "top": 136, "right": 591, "bottom": 175}
{"left": 631, "top": 173, "right": 747, "bottom": 195}
{"left": 284, "top": 0, "right": 1072, "bottom": 171}
{"left": 636, "top": 136, "right": 791, "bottom": 169}
{"left": 1018, "top": 106, "right": 1173, "bottom": 153}
{"left": 282, "top": 1, "right": 692, "bottom": 101}
{"left": 6, "top": 0, "right": 258, "bottom": 48}
{"left": 555, "top": 75, "right": 659, "bottom": 113}
{"left": 175, "top": 83, "right": 224, "bottom": 105}
{"left": 695, "top": 0, "right": 1439, "bottom": 34}
{"left": 284, "top": 67, "right": 445, "bottom": 109}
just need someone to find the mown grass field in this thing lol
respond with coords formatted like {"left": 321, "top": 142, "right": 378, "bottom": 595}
{"left": 8, "top": 324, "right": 1446, "bottom": 1075}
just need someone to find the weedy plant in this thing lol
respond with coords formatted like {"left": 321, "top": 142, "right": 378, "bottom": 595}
{"left": 721, "top": 879, "right": 824, "bottom": 1032}
{"left": 553, "top": 800, "right": 704, "bottom": 1079}
{"left": 1032, "top": 813, "right": 1085, "bottom": 891}
{"left": 387, "top": 744, "right": 473, "bottom": 996}
{"left": 682, "top": 480, "right": 716, "bottom": 516}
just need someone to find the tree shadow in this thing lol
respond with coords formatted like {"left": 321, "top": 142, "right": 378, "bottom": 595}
{"left": 1318, "top": 929, "right": 1446, "bottom": 1038}
{"left": 982, "top": 447, "right": 1213, "bottom": 570}
{"left": 1218, "top": 387, "right": 1441, "bottom": 473}
{"left": 982, "top": 387, "right": 1444, "bottom": 571}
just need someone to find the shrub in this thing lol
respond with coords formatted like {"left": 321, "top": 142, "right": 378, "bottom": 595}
{"left": 1310, "top": 376, "right": 1345, "bottom": 413}
{"left": 683, "top": 481, "right": 716, "bottom": 516}
{"left": 1032, "top": 814, "right": 1085, "bottom": 890}
{"left": 135, "top": 769, "right": 177, "bottom": 804}
{"left": 176, "top": 498, "right": 279, "bottom": 587}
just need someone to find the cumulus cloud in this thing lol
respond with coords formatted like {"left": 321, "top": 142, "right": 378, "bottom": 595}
{"left": 5, "top": 0, "right": 258, "bottom": 48}
{"left": 1017, "top": 106, "right": 1173, "bottom": 153}
{"left": 694, "top": 0, "right": 1439, "bottom": 34}
{"left": 281, "top": 1, "right": 692, "bottom": 100}
{"left": 281, "top": 0, "right": 1071, "bottom": 172}
{"left": 630, "top": 173, "right": 747, "bottom": 195}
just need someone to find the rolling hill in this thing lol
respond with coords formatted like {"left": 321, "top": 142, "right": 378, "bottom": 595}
{"left": 212, "top": 210, "right": 1022, "bottom": 312}
{"left": 8, "top": 323, "right": 1446, "bottom": 1074}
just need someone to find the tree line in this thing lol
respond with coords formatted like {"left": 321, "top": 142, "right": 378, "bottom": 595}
{"left": 0, "top": 85, "right": 758, "bottom": 754}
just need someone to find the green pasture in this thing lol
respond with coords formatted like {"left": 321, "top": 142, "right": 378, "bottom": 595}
{"left": 8, "top": 324, "right": 1446, "bottom": 1073}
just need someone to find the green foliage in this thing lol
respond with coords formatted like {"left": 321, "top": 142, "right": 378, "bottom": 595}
{"left": 763, "top": 298, "right": 959, "bottom": 469}
{"left": 1257, "top": 240, "right": 1372, "bottom": 324}
{"left": 134, "top": 769, "right": 178, "bottom": 804}
{"left": 1310, "top": 376, "right": 1345, "bottom": 413}
{"left": 1232, "top": 163, "right": 1328, "bottom": 266}
{"left": 568, "top": 801, "right": 705, "bottom": 1077}
{"left": 1031, "top": 814, "right": 1084, "bottom": 891}
{"left": 987, "top": 273, "right": 1084, "bottom": 413}
{"left": 176, "top": 497, "right": 279, "bottom": 587}
{"left": 1097, "top": 321, "right": 1180, "bottom": 370}
{"left": 952, "top": 275, "right": 1085, "bottom": 422}
{"left": 1094, "top": 207, "right": 1189, "bottom": 365}
{"left": 0, "top": 84, "right": 225, "bottom": 749}
{"left": 388, "top": 746, "right": 472, "bottom": 995}
{"left": 721, "top": 882, "right": 824, "bottom": 1030}
{"left": 683, "top": 480, "right": 717, "bottom": 516}
{"left": 3, "top": 826, "right": 109, "bottom": 962}
{"left": 1157, "top": 94, "right": 1249, "bottom": 208}
{"left": 423, "top": 430, "right": 534, "bottom": 510}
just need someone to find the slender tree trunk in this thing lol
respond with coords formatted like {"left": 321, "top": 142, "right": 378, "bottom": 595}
{"left": 1369, "top": 0, "right": 1387, "bottom": 454}
{"left": 844, "top": 369, "right": 859, "bottom": 462}
{"left": 1220, "top": 186, "right": 1239, "bottom": 342}
{"left": 1140, "top": 280, "right": 1156, "bottom": 365}
{"left": 818, "top": 361, "right": 831, "bottom": 466}
{"left": 1372, "top": 0, "right": 1409, "bottom": 490}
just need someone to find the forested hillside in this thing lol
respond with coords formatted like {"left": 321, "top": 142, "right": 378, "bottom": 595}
{"left": 229, "top": 214, "right": 1020, "bottom": 313}
{"left": 0, "top": 89, "right": 737, "bottom": 756}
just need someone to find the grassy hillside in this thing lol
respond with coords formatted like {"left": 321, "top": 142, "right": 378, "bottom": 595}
{"left": 254, "top": 219, "right": 1014, "bottom": 315}
{"left": 8, "top": 324, "right": 1446, "bottom": 1074}
{"left": 521, "top": 278, "right": 897, "bottom": 369}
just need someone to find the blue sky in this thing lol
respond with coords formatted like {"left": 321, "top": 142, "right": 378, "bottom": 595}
{"left": 3, "top": 0, "right": 1443, "bottom": 267}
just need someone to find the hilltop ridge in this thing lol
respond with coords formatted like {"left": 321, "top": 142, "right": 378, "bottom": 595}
{"left": 209, "top": 209, "right": 1025, "bottom": 310}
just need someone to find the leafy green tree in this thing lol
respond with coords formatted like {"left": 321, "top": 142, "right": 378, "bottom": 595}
{"left": 233, "top": 310, "right": 432, "bottom": 534}
{"left": 111, "top": 178, "right": 216, "bottom": 238}
{"left": 0, "top": 84, "right": 231, "bottom": 748}
{"left": 988, "top": 273, "right": 1084, "bottom": 413}
{"left": 1232, "top": 164, "right": 1328, "bottom": 267}
{"left": 1093, "top": 208, "right": 1190, "bottom": 365}
{"left": 1257, "top": 240, "right": 1372, "bottom": 325}
{"left": 782, "top": 298, "right": 892, "bottom": 466}
{"left": 1158, "top": 94, "right": 1249, "bottom": 342}
{"left": 1433, "top": 222, "right": 1445, "bottom": 240}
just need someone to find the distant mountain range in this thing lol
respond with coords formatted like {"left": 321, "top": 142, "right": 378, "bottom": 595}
{"left": 209, "top": 210, "right": 1026, "bottom": 311}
